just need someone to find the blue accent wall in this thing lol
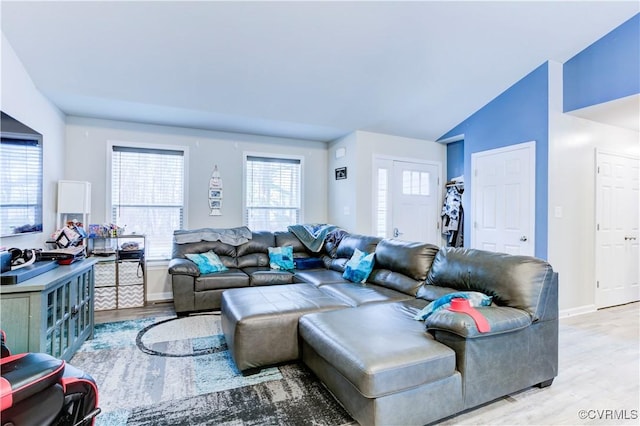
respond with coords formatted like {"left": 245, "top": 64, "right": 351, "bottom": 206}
{"left": 439, "top": 63, "right": 549, "bottom": 259}
{"left": 564, "top": 13, "right": 640, "bottom": 112}
{"left": 446, "top": 140, "right": 464, "bottom": 181}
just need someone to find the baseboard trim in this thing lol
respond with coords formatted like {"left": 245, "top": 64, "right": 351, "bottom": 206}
{"left": 147, "top": 291, "right": 173, "bottom": 302}
{"left": 559, "top": 304, "right": 597, "bottom": 318}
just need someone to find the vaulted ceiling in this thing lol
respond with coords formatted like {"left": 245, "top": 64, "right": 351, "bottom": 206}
{"left": 2, "top": 1, "right": 638, "bottom": 142}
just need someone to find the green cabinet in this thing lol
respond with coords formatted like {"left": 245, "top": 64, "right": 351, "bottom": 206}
{"left": 0, "top": 259, "right": 96, "bottom": 361}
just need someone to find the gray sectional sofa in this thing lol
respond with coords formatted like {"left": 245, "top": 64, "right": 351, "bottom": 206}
{"left": 168, "top": 227, "right": 558, "bottom": 425}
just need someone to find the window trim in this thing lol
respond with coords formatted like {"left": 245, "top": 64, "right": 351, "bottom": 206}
{"left": 242, "top": 151, "right": 305, "bottom": 231}
{"left": 106, "top": 140, "right": 189, "bottom": 259}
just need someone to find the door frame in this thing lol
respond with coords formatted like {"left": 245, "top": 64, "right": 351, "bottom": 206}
{"left": 594, "top": 149, "right": 640, "bottom": 308}
{"left": 470, "top": 141, "right": 536, "bottom": 254}
{"left": 372, "top": 155, "right": 442, "bottom": 241}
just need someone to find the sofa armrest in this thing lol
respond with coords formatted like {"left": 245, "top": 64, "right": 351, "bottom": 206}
{"left": 426, "top": 306, "right": 531, "bottom": 338}
{"left": 168, "top": 258, "right": 200, "bottom": 277}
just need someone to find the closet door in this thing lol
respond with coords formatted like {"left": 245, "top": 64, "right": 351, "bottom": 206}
{"left": 471, "top": 141, "right": 535, "bottom": 256}
{"left": 595, "top": 151, "right": 639, "bottom": 308}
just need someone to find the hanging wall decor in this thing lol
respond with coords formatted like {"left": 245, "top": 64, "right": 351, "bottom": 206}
{"left": 209, "top": 165, "right": 223, "bottom": 216}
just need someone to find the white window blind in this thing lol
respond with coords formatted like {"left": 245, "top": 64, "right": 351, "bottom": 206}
{"left": 0, "top": 138, "right": 43, "bottom": 236}
{"left": 245, "top": 155, "right": 301, "bottom": 232}
{"left": 111, "top": 145, "right": 185, "bottom": 260}
{"left": 376, "top": 168, "right": 389, "bottom": 238}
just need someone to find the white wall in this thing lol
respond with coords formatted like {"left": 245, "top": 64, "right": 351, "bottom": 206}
{"left": 328, "top": 130, "right": 446, "bottom": 235}
{"left": 0, "top": 33, "right": 66, "bottom": 249}
{"left": 64, "top": 116, "right": 328, "bottom": 300}
{"left": 327, "top": 132, "right": 358, "bottom": 231}
{"left": 548, "top": 61, "right": 640, "bottom": 315}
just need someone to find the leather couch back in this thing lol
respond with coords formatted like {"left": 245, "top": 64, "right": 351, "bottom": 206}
{"left": 235, "top": 231, "right": 274, "bottom": 268}
{"left": 172, "top": 240, "right": 237, "bottom": 268}
{"left": 172, "top": 230, "right": 311, "bottom": 269}
{"left": 368, "top": 239, "right": 440, "bottom": 296}
{"left": 326, "top": 234, "right": 381, "bottom": 272}
{"left": 275, "top": 232, "right": 311, "bottom": 259}
{"left": 426, "top": 247, "right": 555, "bottom": 321}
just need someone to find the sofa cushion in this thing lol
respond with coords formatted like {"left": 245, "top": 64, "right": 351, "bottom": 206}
{"left": 294, "top": 269, "right": 347, "bottom": 287}
{"left": 414, "top": 291, "right": 492, "bottom": 321}
{"left": 323, "top": 228, "right": 349, "bottom": 258}
{"left": 234, "top": 231, "right": 273, "bottom": 268}
{"left": 275, "top": 231, "right": 310, "bottom": 257}
{"left": 425, "top": 306, "right": 532, "bottom": 338}
{"left": 375, "top": 239, "right": 439, "bottom": 281}
{"left": 168, "top": 258, "right": 200, "bottom": 277}
{"left": 334, "top": 234, "right": 381, "bottom": 263}
{"left": 319, "top": 283, "right": 413, "bottom": 307}
{"left": 236, "top": 231, "right": 275, "bottom": 256}
{"left": 194, "top": 268, "right": 249, "bottom": 291}
{"left": 243, "top": 266, "right": 295, "bottom": 286}
{"left": 299, "top": 302, "right": 456, "bottom": 398}
{"left": 426, "top": 247, "right": 554, "bottom": 320}
{"left": 268, "top": 246, "right": 295, "bottom": 270}
{"left": 185, "top": 251, "right": 228, "bottom": 274}
{"left": 172, "top": 239, "right": 237, "bottom": 262}
{"left": 361, "top": 240, "right": 437, "bottom": 297}
{"left": 342, "top": 248, "right": 375, "bottom": 284}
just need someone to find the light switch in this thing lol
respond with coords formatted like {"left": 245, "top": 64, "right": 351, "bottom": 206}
{"left": 554, "top": 206, "right": 563, "bottom": 218}
{"left": 343, "top": 206, "right": 350, "bottom": 215}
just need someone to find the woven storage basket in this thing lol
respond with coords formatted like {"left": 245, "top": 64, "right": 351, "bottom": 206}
{"left": 118, "top": 284, "right": 144, "bottom": 308}
{"left": 119, "top": 261, "right": 143, "bottom": 286}
{"left": 95, "top": 286, "right": 117, "bottom": 311}
{"left": 94, "top": 262, "right": 116, "bottom": 287}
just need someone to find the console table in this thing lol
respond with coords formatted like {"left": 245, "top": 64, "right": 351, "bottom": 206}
{"left": 0, "top": 258, "right": 96, "bottom": 361}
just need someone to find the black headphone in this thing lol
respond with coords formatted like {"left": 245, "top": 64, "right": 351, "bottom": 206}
{"left": 9, "top": 248, "right": 37, "bottom": 270}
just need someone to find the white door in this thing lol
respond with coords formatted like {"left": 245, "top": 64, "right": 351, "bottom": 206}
{"left": 595, "top": 151, "right": 639, "bottom": 308}
{"left": 374, "top": 158, "right": 440, "bottom": 244}
{"left": 471, "top": 141, "right": 535, "bottom": 256}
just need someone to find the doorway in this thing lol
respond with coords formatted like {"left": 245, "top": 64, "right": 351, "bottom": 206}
{"left": 595, "top": 150, "right": 639, "bottom": 308}
{"left": 373, "top": 157, "right": 441, "bottom": 244}
{"left": 470, "top": 141, "right": 535, "bottom": 256}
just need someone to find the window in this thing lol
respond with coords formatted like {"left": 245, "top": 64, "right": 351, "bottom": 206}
{"left": 376, "top": 168, "right": 388, "bottom": 238}
{"left": 111, "top": 144, "right": 186, "bottom": 260}
{"left": 0, "top": 137, "right": 43, "bottom": 236}
{"left": 402, "top": 170, "right": 430, "bottom": 195}
{"left": 245, "top": 155, "right": 301, "bottom": 232}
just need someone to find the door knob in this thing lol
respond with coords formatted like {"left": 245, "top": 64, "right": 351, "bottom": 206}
{"left": 520, "top": 236, "right": 528, "bottom": 242}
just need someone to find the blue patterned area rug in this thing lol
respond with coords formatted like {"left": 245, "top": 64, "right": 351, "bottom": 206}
{"left": 70, "top": 314, "right": 354, "bottom": 426}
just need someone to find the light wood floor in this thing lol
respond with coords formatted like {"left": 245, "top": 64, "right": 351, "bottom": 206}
{"left": 95, "top": 301, "right": 639, "bottom": 425}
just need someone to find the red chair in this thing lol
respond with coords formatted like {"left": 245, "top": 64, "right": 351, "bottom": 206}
{"left": 0, "top": 330, "right": 100, "bottom": 426}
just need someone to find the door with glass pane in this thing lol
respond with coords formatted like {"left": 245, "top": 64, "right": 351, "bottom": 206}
{"left": 374, "top": 158, "right": 440, "bottom": 244}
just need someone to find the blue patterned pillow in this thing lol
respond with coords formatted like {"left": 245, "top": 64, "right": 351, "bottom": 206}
{"left": 268, "top": 246, "right": 295, "bottom": 270}
{"left": 185, "top": 251, "right": 228, "bottom": 274}
{"left": 343, "top": 248, "right": 375, "bottom": 284}
{"left": 414, "top": 291, "right": 492, "bottom": 321}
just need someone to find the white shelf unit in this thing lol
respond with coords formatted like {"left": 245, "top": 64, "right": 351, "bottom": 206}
{"left": 88, "top": 235, "right": 146, "bottom": 311}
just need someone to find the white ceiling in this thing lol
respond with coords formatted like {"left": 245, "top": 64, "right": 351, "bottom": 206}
{"left": 2, "top": 1, "right": 638, "bottom": 142}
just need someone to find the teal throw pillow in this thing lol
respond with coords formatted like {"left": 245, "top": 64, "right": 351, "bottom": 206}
{"left": 185, "top": 251, "right": 228, "bottom": 274}
{"left": 268, "top": 246, "right": 295, "bottom": 270}
{"left": 414, "top": 291, "right": 492, "bottom": 321}
{"left": 342, "top": 248, "right": 375, "bottom": 284}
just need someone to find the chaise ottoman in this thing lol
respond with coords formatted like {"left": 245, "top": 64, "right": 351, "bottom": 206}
{"left": 299, "top": 301, "right": 463, "bottom": 426}
{"left": 221, "top": 284, "right": 350, "bottom": 372}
